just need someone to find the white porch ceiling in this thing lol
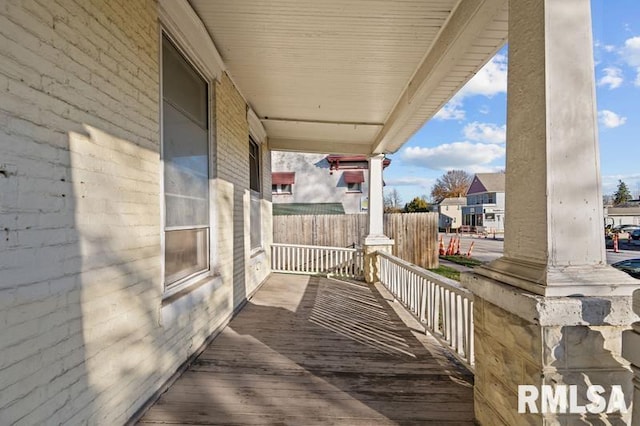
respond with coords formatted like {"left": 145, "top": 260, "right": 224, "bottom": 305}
{"left": 189, "top": 0, "right": 508, "bottom": 155}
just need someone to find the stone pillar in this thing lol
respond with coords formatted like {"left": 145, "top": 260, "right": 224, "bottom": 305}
{"left": 363, "top": 154, "right": 393, "bottom": 283}
{"left": 623, "top": 290, "right": 640, "bottom": 424}
{"left": 462, "top": 0, "right": 640, "bottom": 424}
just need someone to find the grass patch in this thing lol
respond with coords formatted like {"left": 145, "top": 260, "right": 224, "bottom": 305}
{"left": 440, "top": 255, "right": 483, "bottom": 268}
{"left": 428, "top": 265, "right": 460, "bottom": 281}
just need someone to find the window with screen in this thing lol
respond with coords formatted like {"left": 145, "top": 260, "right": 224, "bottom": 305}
{"left": 249, "top": 138, "right": 262, "bottom": 249}
{"left": 162, "top": 34, "right": 210, "bottom": 288}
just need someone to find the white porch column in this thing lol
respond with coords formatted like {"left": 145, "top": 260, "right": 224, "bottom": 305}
{"left": 462, "top": 1, "right": 639, "bottom": 424}
{"left": 363, "top": 154, "right": 393, "bottom": 283}
{"left": 473, "top": 0, "right": 636, "bottom": 298}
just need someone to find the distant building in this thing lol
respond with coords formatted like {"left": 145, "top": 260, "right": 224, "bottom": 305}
{"left": 461, "top": 172, "right": 506, "bottom": 232}
{"left": 438, "top": 197, "right": 466, "bottom": 230}
{"left": 270, "top": 152, "right": 390, "bottom": 215}
{"left": 605, "top": 205, "right": 640, "bottom": 227}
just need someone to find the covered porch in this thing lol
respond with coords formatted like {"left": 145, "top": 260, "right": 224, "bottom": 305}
{"left": 2, "top": 0, "right": 640, "bottom": 424}
{"left": 138, "top": 273, "right": 474, "bottom": 425}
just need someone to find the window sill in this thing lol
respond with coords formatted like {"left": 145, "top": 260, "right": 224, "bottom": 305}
{"left": 271, "top": 192, "right": 292, "bottom": 195}
{"left": 161, "top": 274, "right": 223, "bottom": 326}
{"left": 162, "top": 271, "right": 219, "bottom": 304}
{"left": 346, "top": 190, "right": 363, "bottom": 194}
{"left": 250, "top": 247, "right": 266, "bottom": 259}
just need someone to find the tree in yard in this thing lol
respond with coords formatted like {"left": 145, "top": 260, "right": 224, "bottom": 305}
{"left": 613, "top": 180, "right": 632, "bottom": 205}
{"left": 384, "top": 188, "right": 403, "bottom": 213}
{"left": 404, "top": 196, "right": 430, "bottom": 213}
{"left": 430, "top": 170, "right": 472, "bottom": 203}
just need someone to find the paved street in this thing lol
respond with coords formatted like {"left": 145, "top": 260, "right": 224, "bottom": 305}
{"left": 440, "top": 233, "right": 639, "bottom": 264}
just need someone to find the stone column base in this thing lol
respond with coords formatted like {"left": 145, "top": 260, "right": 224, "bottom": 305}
{"left": 363, "top": 236, "right": 394, "bottom": 284}
{"left": 462, "top": 272, "right": 638, "bottom": 425}
{"left": 622, "top": 290, "right": 640, "bottom": 425}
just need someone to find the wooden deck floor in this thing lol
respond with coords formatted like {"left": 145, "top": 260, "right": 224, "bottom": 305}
{"left": 139, "top": 273, "right": 474, "bottom": 425}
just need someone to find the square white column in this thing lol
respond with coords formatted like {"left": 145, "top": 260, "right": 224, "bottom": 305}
{"left": 364, "top": 154, "right": 392, "bottom": 245}
{"left": 473, "top": 0, "right": 637, "bottom": 297}
{"left": 363, "top": 154, "right": 393, "bottom": 284}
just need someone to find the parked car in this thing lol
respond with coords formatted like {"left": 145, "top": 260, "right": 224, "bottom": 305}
{"left": 610, "top": 225, "right": 640, "bottom": 240}
{"left": 631, "top": 229, "right": 640, "bottom": 241}
{"left": 612, "top": 258, "right": 640, "bottom": 279}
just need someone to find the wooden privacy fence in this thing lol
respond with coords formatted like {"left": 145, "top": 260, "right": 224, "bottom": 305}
{"left": 273, "top": 212, "right": 438, "bottom": 269}
{"left": 273, "top": 214, "right": 368, "bottom": 248}
{"left": 385, "top": 213, "right": 439, "bottom": 269}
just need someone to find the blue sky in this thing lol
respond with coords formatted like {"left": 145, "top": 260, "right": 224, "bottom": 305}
{"left": 385, "top": 0, "right": 640, "bottom": 204}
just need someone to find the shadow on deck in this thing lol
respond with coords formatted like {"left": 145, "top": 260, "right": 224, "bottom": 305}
{"left": 138, "top": 273, "right": 474, "bottom": 425}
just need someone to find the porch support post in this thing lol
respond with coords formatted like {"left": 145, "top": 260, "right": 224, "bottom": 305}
{"left": 363, "top": 154, "right": 393, "bottom": 284}
{"left": 462, "top": 0, "right": 639, "bottom": 424}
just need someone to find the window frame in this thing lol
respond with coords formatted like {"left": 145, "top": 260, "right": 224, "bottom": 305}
{"left": 160, "top": 29, "right": 216, "bottom": 298}
{"left": 272, "top": 183, "right": 292, "bottom": 195}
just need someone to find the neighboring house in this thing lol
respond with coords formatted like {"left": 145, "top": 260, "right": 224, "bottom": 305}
{"left": 461, "top": 173, "right": 506, "bottom": 232}
{"left": 438, "top": 197, "right": 466, "bottom": 230}
{"left": 271, "top": 152, "right": 390, "bottom": 215}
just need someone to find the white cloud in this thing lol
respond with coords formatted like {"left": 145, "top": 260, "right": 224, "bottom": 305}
{"left": 597, "top": 67, "right": 623, "bottom": 89}
{"left": 433, "top": 54, "right": 507, "bottom": 121}
{"left": 385, "top": 177, "right": 434, "bottom": 189}
{"left": 621, "top": 36, "right": 640, "bottom": 86}
{"left": 622, "top": 36, "right": 640, "bottom": 66}
{"left": 602, "top": 173, "right": 640, "bottom": 197}
{"left": 465, "top": 165, "right": 506, "bottom": 174}
{"left": 604, "top": 44, "right": 616, "bottom": 53}
{"left": 463, "top": 122, "right": 506, "bottom": 144}
{"left": 434, "top": 98, "right": 465, "bottom": 121}
{"left": 401, "top": 142, "right": 505, "bottom": 171}
{"left": 458, "top": 54, "right": 508, "bottom": 98}
{"left": 598, "top": 110, "right": 627, "bottom": 128}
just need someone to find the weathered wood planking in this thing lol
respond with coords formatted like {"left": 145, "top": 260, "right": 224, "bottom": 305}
{"left": 273, "top": 213, "right": 439, "bottom": 268}
{"left": 138, "top": 273, "right": 473, "bottom": 425}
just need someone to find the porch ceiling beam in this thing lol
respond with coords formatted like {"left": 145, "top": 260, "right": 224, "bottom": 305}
{"left": 261, "top": 117, "right": 384, "bottom": 127}
{"left": 371, "top": 0, "right": 508, "bottom": 154}
{"left": 268, "top": 138, "right": 372, "bottom": 155}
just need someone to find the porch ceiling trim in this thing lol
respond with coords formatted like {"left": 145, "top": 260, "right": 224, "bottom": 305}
{"left": 158, "top": 0, "right": 225, "bottom": 81}
{"left": 372, "top": 0, "right": 508, "bottom": 154}
{"left": 268, "top": 138, "right": 372, "bottom": 156}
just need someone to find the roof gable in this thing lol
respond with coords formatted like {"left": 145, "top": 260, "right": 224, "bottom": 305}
{"left": 467, "top": 173, "right": 505, "bottom": 195}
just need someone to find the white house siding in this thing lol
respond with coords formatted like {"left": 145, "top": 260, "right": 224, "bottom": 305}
{"left": 271, "top": 152, "right": 368, "bottom": 214}
{"left": 480, "top": 192, "right": 506, "bottom": 231}
{"left": 0, "top": 2, "right": 271, "bottom": 424}
{"left": 438, "top": 198, "right": 466, "bottom": 230}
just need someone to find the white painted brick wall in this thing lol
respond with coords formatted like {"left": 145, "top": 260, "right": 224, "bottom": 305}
{"left": 0, "top": 1, "right": 272, "bottom": 424}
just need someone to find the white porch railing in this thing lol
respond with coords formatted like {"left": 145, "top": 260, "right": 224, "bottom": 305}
{"left": 271, "top": 243, "right": 364, "bottom": 279}
{"left": 378, "top": 251, "right": 474, "bottom": 370}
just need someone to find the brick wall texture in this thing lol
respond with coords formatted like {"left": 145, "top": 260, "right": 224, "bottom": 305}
{"left": 0, "top": 1, "right": 271, "bottom": 424}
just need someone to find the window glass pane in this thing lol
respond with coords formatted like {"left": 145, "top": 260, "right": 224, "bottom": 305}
{"left": 165, "top": 228, "right": 208, "bottom": 283}
{"left": 163, "top": 100, "right": 209, "bottom": 227}
{"left": 250, "top": 194, "right": 261, "bottom": 249}
{"left": 249, "top": 140, "right": 260, "bottom": 192}
{"left": 162, "top": 35, "right": 207, "bottom": 128}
